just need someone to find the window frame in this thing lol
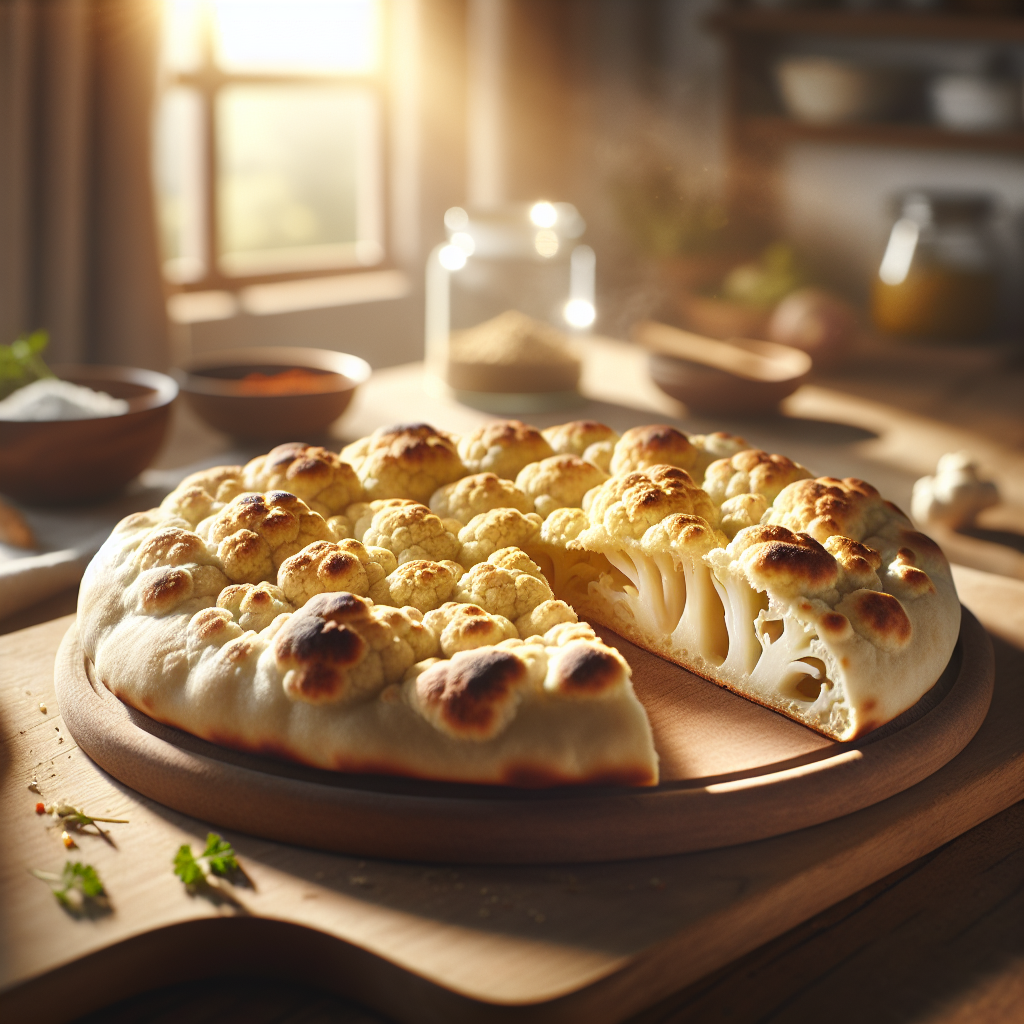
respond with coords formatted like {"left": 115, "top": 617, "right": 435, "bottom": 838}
{"left": 162, "top": 0, "right": 393, "bottom": 294}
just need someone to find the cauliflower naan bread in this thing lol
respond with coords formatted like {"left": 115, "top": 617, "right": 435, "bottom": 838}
{"left": 78, "top": 420, "right": 960, "bottom": 788}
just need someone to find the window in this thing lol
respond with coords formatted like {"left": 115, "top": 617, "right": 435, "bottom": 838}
{"left": 155, "top": 0, "right": 386, "bottom": 291}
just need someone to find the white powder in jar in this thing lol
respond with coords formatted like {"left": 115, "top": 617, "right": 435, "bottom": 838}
{"left": 0, "top": 379, "right": 130, "bottom": 421}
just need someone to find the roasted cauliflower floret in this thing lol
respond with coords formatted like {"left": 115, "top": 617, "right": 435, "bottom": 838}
{"left": 342, "top": 422, "right": 466, "bottom": 503}
{"left": 217, "top": 582, "right": 293, "bottom": 632}
{"left": 609, "top": 425, "right": 700, "bottom": 477}
{"left": 242, "top": 443, "right": 362, "bottom": 516}
{"left": 160, "top": 465, "right": 245, "bottom": 526}
{"left": 423, "top": 601, "right": 518, "bottom": 657}
{"left": 457, "top": 508, "right": 543, "bottom": 567}
{"left": 368, "top": 558, "right": 464, "bottom": 613}
{"left": 765, "top": 477, "right": 908, "bottom": 546}
{"left": 688, "top": 431, "right": 751, "bottom": 476}
{"left": 514, "top": 599, "right": 578, "bottom": 639}
{"left": 542, "top": 420, "right": 619, "bottom": 457}
{"left": 703, "top": 449, "right": 812, "bottom": 507}
{"left": 325, "top": 515, "right": 353, "bottom": 541}
{"left": 719, "top": 493, "right": 769, "bottom": 539}
{"left": 199, "top": 491, "right": 332, "bottom": 584}
{"left": 277, "top": 539, "right": 392, "bottom": 606}
{"left": 273, "top": 592, "right": 437, "bottom": 705}
{"left": 454, "top": 549, "right": 554, "bottom": 620}
{"left": 515, "top": 455, "right": 609, "bottom": 519}
{"left": 429, "top": 472, "right": 534, "bottom": 524}
{"left": 456, "top": 420, "right": 554, "bottom": 480}
{"left": 346, "top": 498, "right": 420, "bottom": 541}
{"left": 580, "top": 464, "right": 719, "bottom": 544}
{"left": 360, "top": 502, "right": 462, "bottom": 565}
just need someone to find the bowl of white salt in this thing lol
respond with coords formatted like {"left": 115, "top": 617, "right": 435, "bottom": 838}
{"left": 0, "top": 365, "right": 177, "bottom": 505}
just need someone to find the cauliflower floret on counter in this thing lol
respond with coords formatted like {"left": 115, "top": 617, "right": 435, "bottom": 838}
{"left": 368, "top": 558, "right": 464, "bottom": 613}
{"left": 277, "top": 539, "right": 396, "bottom": 606}
{"left": 360, "top": 502, "right": 462, "bottom": 565}
{"left": 456, "top": 420, "right": 554, "bottom": 480}
{"left": 241, "top": 443, "right": 363, "bottom": 517}
{"left": 198, "top": 491, "right": 332, "bottom": 584}
{"left": 457, "top": 507, "right": 543, "bottom": 567}
{"left": 160, "top": 465, "right": 245, "bottom": 527}
{"left": 342, "top": 422, "right": 466, "bottom": 503}
{"left": 609, "top": 425, "right": 700, "bottom": 477}
{"left": 515, "top": 455, "right": 609, "bottom": 519}
{"left": 429, "top": 472, "right": 534, "bottom": 524}
{"left": 703, "top": 449, "right": 812, "bottom": 507}
{"left": 454, "top": 549, "right": 554, "bottom": 621}
{"left": 911, "top": 451, "right": 999, "bottom": 530}
{"left": 273, "top": 592, "right": 438, "bottom": 705}
{"left": 217, "top": 581, "right": 293, "bottom": 632}
{"left": 423, "top": 601, "right": 518, "bottom": 657}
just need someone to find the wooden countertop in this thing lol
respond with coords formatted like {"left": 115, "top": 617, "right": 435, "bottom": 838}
{"left": 1, "top": 338, "right": 1021, "bottom": 1022}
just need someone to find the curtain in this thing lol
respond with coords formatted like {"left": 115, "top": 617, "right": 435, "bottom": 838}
{"left": 0, "top": 0, "right": 168, "bottom": 370}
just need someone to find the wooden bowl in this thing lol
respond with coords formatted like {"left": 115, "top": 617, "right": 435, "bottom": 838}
{"left": 648, "top": 347, "right": 809, "bottom": 415}
{"left": 177, "top": 347, "right": 371, "bottom": 442}
{"left": 675, "top": 292, "right": 773, "bottom": 341}
{"left": 0, "top": 365, "right": 178, "bottom": 506}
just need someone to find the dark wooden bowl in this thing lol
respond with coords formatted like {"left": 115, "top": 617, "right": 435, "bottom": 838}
{"left": 177, "top": 347, "right": 371, "bottom": 442}
{"left": 648, "top": 350, "right": 809, "bottom": 415}
{"left": 0, "top": 365, "right": 177, "bottom": 506}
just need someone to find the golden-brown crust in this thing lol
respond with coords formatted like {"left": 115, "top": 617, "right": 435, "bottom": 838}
{"left": 243, "top": 443, "right": 362, "bottom": 515}
{"left": 734, "top": 525, "right": 839, "bottom": 596}
{"left": 838, "top": 589, "right": 912, "bottom": 651}
{"left": 703, "top": 449, "right": 811, "bottom": 505}
{"left": 767, "top": 477, "right": 893, "bottom": 544}
{"left": 548, "top": 642, "right": 623, "bottom": 697}
{"left": 542, "top": 420, "right": 619, "bottom": 457}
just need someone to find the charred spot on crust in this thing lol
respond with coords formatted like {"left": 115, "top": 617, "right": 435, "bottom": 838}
{"left": 749, "top": 536, "right": 838, "bottom": 589}
{"left": 416, "top": 648, "right": 527, "bottom": 735}
{"left": 141, "top": 567, "right": 193, "bottom": 613}
{"left": 846, "top": 590, "right": 912, "bottom": 648}
{"left": 302, "top": 591, "right": 373, "bottom": 625}
{"left": 819, "top": 611, "right": 851, "bottom": 639}
{"left": 629, "top": 425, "right": 692, "bottom": 453}
{"left": 275, "top": 612, "right": 367, "bottom": 666}
{"left": 552, "top": 643, "right": 623, "bottom": 696}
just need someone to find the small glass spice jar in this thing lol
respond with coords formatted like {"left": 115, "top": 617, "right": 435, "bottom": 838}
{"left": 872, "top": 191, "right": 999, "bottom": 340}
{"left": 424, "top": 202, "right": 596, "bottom": 412}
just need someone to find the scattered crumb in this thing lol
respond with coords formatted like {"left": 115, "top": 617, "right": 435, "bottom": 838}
{"left": 61, "top": 831, "right": 76, "bottom": 849}
{"left": 27, "top": 781, "right": 40, "bottom": 794}
{"left": 58, "top": 737, "right": 63, "bottom": 744}
{"left": 39, "top": 703, "right": 47, "bottom": 714}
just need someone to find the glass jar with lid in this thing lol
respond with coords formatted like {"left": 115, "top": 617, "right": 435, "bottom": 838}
{"left": 424, "top": 202, "right": 596, "bottom": 412}
{"left": 872, "top": 191, "right": 999, "bottom": 340}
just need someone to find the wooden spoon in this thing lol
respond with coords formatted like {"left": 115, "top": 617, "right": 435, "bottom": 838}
{"left": 632, "top": 321, "right": 812, "bottom": 383}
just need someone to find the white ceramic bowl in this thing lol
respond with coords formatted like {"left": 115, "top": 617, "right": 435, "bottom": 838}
{"left": 777, "top": 58, "right": 896, "bottom": 124}
{"left": 930, "top": 74, "right": 1020, "bottom": 132}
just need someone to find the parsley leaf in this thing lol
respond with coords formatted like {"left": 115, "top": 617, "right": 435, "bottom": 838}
{"left": 173, "top": 833, "right": 240, "bottom": 887}
{"left": 31, "top": 861, "right": 106, "bottom": 910}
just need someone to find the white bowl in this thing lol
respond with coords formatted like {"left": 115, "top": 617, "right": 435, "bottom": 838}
{"left": 930, "top": 74, "right": 1020, "bottom": 132}
{"left": 776, "top": 58, "right": 896, "bottom": 124}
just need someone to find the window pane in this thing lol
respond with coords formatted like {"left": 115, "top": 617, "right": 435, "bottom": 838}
{"left": 213, "top": 0, "right": 379, "bottom": 74}
{"left": 217, "top": 85, "right": 382, "bottom": 276}
{"left": 154, "top": 86, "right": 206, "bottom": 282}
{"left": 161, "top": 0, "right": 204, "bottom": 73}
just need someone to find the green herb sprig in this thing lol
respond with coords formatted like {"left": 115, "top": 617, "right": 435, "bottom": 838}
{"left": 31, "top": 862, "right": 106, "bottom": 911}
{"left": 0, "top": 329, "right": 53, "bottom": 400}
{"left": 173, "top": 832, "right": 240, "bottom": 887}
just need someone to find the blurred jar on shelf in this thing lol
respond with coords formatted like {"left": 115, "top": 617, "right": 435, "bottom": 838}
{"left": 425, "top": 202, "right": 595, "bottom": 411}
{"left": 872, "top": 192, "right": 1000, "bottom": 341}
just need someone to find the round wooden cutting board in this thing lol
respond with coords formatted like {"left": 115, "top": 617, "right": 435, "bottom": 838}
{"left": 54, "top": 610, "right": 993, "bottom": 864}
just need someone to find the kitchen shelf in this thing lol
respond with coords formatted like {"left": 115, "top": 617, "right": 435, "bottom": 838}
{"left": 709, "top": 10, "right": 1024, "bottom": 42}
{"left": 740, "top": 115, "right": 1024, "bottom": 153}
